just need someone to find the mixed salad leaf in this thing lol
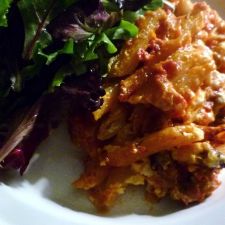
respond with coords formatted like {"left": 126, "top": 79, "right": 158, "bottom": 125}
{"left": 0, "top": 0, "right": 163, "bottom": 174}
{"left": 0, "top": 0, "right": 12, "bottom": 27}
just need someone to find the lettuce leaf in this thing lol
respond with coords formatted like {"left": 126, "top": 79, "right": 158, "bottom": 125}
{"left": 18, "top": 0, "right": 75, "bottom": 60}
{"left": 0, "top": 0, "right": 12, "bottom": 27}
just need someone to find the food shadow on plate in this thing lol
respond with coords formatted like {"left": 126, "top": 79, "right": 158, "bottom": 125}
{"left": 0, "top": 123, "right": 189, "bottom": 217}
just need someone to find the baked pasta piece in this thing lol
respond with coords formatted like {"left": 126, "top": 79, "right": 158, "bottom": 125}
{"left": 69, "top": 0, "right": 225, "bottom": 211}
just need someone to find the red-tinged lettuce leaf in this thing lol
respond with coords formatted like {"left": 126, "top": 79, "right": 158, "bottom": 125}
{"left": 0, "top": 93, "right": 66, "bottom": 174}
{"left": 0, "top": 99, "right": 42, "bottom": 165}
{"left": 17, "top": 93, "right": 67, "bottom": 174}
{"left": 47, "top": 1, "right": 111, "bottom": 42}
{"left": 61, "top": 65, "right": 105, "bottom": 111}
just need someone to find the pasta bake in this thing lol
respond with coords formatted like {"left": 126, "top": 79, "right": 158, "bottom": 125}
{"left": 69, "top": 0, "right": 225, "bottom": 211}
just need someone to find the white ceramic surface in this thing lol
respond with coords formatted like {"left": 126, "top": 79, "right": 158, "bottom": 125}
{"left": 0, "top": 1, "right": 225, "bottom": 225}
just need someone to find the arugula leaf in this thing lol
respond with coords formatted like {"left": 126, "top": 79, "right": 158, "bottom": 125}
{"left": 0, "top": 0, "right": 12, "bottom": 27}
{"left": 49, "top": 31, "right": 118, "bottom": 91}
{"left": 49, "top": 64, "right": 75, "bottom": 91}
{"left": 78, "top": 33, "right": 117, "bottom": 61}
{"left": 106, "top": 20, "right": 138, "bottom": 40}
{"left": 38, "top": 39, "right": 74, "bottom": 65}
{"left": 47, "top": 32, "right": 117, "bottom": 71}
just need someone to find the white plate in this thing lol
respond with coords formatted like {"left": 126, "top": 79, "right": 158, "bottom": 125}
{"left": 0, "top": 1, "right": 225, "bottom": 224}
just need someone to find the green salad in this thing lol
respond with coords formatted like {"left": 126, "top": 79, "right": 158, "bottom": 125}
{"left": 0, "top": 0, "right": 164, "bottom": 174}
